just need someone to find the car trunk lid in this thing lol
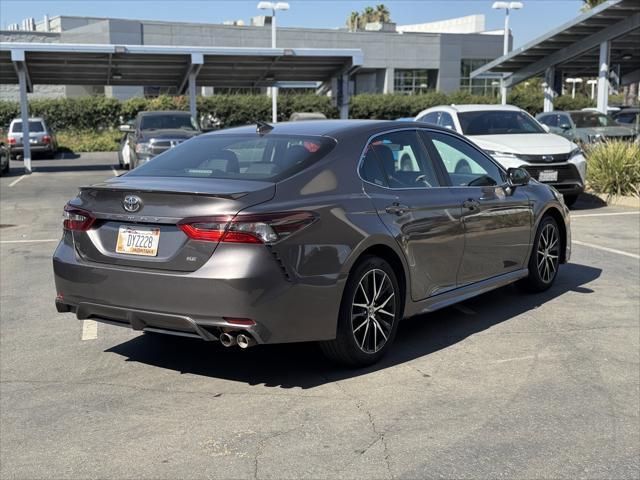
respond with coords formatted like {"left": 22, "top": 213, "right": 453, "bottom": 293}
{"left": 71, "top": 176, "right": 275, "bottom": 272}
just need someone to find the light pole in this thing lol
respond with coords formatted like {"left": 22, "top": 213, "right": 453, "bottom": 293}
{"left": 257, "top": 1, "right": 289, "bottom": 123}
{"left": 492, "top": 1, "right": 523, "bottom": 105}
{"left": 565, "top": 78, "right": 583, "bottom": 99}
{"left": 587, "top": 79, "right": 597, "bottom": 99}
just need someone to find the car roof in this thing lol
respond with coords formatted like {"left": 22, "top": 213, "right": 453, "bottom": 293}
{"left": 447, "top": 104, "right": 522, "bottom": 113}
{"left": 11, "top": 117, "right": 45, "bottom": 122}
{"left": 138, "top": 110, "right": 192, "bottom": 117}
{"left": 202, "top": 119, "right": 455, "bottom": 139}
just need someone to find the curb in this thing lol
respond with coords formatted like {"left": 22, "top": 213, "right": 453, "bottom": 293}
{"left": 594, "top": 193, "right": 640, "bottom": 209}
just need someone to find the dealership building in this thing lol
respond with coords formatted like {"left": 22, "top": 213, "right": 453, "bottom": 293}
{"left": 0, "top": 13, "right": 506, "bottom": 100}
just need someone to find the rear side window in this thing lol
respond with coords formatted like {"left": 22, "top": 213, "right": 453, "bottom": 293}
{"left": 418, "top": 112, "right": 439, "bottom": 125}
{"left": 128, "top": 134, "right": 335, "bottom": 181}
{"left": 362, "top": 130, "right": 441, "bottom": 189}
{"left": 11, "top": 121, "right": 45, "bottom": 133}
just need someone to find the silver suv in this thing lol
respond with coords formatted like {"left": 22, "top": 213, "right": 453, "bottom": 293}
{"left": 7, "top": 117, "right": 58, "bottom": 159}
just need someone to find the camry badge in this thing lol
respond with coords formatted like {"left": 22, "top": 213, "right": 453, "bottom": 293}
{"left": 123, "top": 195, "right": 142, "bottom": 213}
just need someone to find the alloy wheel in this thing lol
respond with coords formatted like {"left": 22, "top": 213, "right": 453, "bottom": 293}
{"left": 351, "top": 268, "right": 396, "bottom": 354}
{"left": 537, "top": 223, "right": 560, "bottom": 283}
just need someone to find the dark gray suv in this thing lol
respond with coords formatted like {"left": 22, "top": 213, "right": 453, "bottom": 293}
{"left": 54, "top": 120, "right": 571, "bottom": 366}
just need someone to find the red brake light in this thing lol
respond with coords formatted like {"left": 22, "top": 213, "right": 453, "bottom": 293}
{"left": 63, "top": 205, "right": 95, "bottom": 231}
{"left": 178, "top": 212, "right": 316, "bottom": 244}
{"left": 8, "top": 137, "right": 16, "bottom": 145}
{"left": 42, "top": 135, "right": 51, "bottom": 143}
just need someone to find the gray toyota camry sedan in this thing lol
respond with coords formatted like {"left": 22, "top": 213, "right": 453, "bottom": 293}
{"left": 53, "top": 120, "right": 571, "bottom": 366}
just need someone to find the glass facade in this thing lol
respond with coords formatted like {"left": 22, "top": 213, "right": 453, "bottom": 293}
{"left": 394, "top": 69, "right": 438, "bottom": 94}
{"left": 460, "top": 59, "right": 500, "bottom": 97}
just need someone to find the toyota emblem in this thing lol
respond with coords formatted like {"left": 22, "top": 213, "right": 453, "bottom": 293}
{"left": 542, "top": 155, "right": 554, "bottom": 162}
{"left": 123, "top": 194, "right": 142, "bottom": 213}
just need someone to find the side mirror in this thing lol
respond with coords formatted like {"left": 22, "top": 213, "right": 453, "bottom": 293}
{"left": 119, "top": 124, "right": 133, "bottom": 133}
{"left": 507, "top": 167, "right": 530, "bottom": 187}
{"left": 559, "top": 123, "right": 571, "bottom": 131}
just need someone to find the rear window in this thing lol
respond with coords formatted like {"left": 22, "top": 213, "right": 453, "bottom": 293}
{"left": 128, "top": 134, "right": 336, "bottom": 181}
{"left": 140, "top": 114, "right": 198, "bottom": 131}
{"left": 458, "top": 110, "right": 544, "bottom": 135}
{"left": 11, "top": 121, "right": 45, "bottom": 133}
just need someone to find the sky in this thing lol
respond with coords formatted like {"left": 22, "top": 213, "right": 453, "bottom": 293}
{"left": 0, "top": 0, "right": 587, "bottom": 48}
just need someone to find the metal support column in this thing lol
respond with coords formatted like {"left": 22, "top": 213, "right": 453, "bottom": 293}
{"left": 17, "top": 64, "right": 32, "bottom": 174}
{"left": 188, "top": 71, "right": 197, "bottom": 120}
{"left": 272, "top": 86, "right": 278, "bottom": 123}
{"left": 596, "top": 40, "right": 610, "bottom": 114}
{"left": 543, "top": 67, "right": 556, "bottom": 113}
{"left": 339, "top": 74, "right": 350, "bottom": 119}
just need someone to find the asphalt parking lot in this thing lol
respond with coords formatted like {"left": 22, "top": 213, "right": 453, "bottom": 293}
{"left": 1, "top": 153, "right": 639, "bottom": 480}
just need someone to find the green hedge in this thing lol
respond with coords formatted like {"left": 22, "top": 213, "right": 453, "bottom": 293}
{"left": 0, "top": 91, "right": 603, "bottom": 132}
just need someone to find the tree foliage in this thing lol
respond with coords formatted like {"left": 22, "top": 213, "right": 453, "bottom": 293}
{"left": 346, "top": 4, "right": 391, "bottom": 31}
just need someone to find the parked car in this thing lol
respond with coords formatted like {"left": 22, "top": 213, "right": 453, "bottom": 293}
{"left": 613, "top": 108, "right": 639, "bottom": 127}
{"left": 54, "top": 120, "right": 571, "bottom": 367}
{"left": 0, "top": 127, "right": 10, "bottom": 175}
{"left": 415, "top": 104, "right": 586, "bottom": 206}
{"left": 289, "top": 112, "right": 327, "bottom": 122}
{"left": 118, "top": 111, "right": 201, "bottom": 170}
{"left": 536, "top": 110, "right": 637, "bottom": 144}
{"left": 6, "top": 117, "right": 57, "bottom": 159}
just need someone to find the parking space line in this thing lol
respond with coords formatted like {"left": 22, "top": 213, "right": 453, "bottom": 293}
{"left": 573, "top": 240, "right": 640, "bottom": 260}
{"left": 572, "top": 212, "right": 639, "bottom": 218}
{"left": 8, "top": 175, "right": 27, "bottom": 187}
{"left": 0, "top": 239, "right": 58, "bottom": 244}
{"left": 81, "top": 320, "right": 98, "bottom": 340}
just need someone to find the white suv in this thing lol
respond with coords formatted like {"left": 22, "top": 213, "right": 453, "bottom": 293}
{"left": 415, "top": 104, "right": 586, "bottom": 206}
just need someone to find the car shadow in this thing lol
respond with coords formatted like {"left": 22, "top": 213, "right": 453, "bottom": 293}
{"left": 106, "top": 263, "right": 602, "bottom": 388}
{"left": 570, "top": 192, "right": 607, "bottom": 211}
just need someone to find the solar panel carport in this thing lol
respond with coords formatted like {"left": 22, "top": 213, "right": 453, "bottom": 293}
{"left": 471, "top": 0, "right": 639, "bottom": 114}
{"left": 0, "top": 42, "right": 363, "bottom": 173}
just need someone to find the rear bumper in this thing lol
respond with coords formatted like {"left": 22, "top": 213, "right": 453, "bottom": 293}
{"left": 53, "top": 235, "right": 345, "bottom": 344}
{"left": 10, "top": 144, "right": 53, "bottom": 154}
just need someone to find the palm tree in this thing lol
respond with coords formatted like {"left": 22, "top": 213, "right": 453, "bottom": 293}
{"left": 363, "top": 6, "right": 376, "bottom": 25}
{"left": 581, "top": 0, "right": 606, "bottom": 11}
{"left": 346, "top": 11, "right": 360, "bottom": 32}
{"left": 375, "top": 4, "right": 391, "bottom": 23}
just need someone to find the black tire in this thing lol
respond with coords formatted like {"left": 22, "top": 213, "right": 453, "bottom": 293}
{"left": 319, "top": 255, "right": 401, "bottom": 367}
{"left": 518, "top": 215, "right": 562, "bottom": 292}
{"left": 563, "top": 194, "right": 579, "bottom": 207}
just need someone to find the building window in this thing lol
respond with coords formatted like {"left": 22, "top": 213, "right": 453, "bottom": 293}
{"left": 460, "top": 59, "right": 500, "bottom": 97}
{"left": 394, "top": 69, "right": 438, "bottom": 94}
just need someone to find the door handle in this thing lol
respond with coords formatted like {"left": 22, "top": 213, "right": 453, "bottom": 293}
{"left": 462, "top": 199, "right": 480, "bottom": 211}
{"left": 385, "top": 203, "right": 409, "bottom": 215}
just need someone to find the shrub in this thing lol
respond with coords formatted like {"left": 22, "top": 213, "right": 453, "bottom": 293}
{"left": 585, "top": 140, "right": 640, "bottom": 197}
{"left": 56, "top": 129, "right": 122, "bottom": 152}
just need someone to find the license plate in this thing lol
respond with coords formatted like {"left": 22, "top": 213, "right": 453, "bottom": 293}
{"left": 538, "top": 170, "right": 558, "bottom": 182}
{"left": 115, "top": 226, "right": 160, "bottom": 256}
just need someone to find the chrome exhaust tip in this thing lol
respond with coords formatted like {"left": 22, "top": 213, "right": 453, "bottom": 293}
{"left": 236, "top": 333, "right": 256, "bottom": 349}
{"left": 219, "top": 332, "right": 237, "bottom": 347}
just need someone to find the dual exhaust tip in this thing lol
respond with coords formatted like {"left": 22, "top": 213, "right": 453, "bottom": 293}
{"left": 219, "top": 332, "right": 256, "bottom": 349}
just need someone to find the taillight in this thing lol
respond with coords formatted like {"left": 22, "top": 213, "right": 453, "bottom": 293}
{"left": 42, "top": 135, "right": 51, "bottom": 143}
{"left": 178, "top": 212, "right": 316, "bottom": 244}
{"left": 8, "top": 138, "right": 16, "bottom": 145}
{"left": 63, "top": 205, "right": 95, "bottom": 231}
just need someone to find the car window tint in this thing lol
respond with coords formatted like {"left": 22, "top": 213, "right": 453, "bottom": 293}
{"left": 366, "top": 130, "right": 440, "bottom": 189}
{"left": 540, "top": 115, "right": 558, "bottom": 127}
{"left": 419, "top": 112, "right": 439, "bottom": 125}
{"left": 11, "top": 121, "right": 45, "bottom": 133}
{"left": 359, "top": 146, "right": 387, "bottom": 187}
{"left": 428, "top": 131, "right": 503, "bottom": 187}
{"left": 439, "top": 112, "right": 455, "bottom": 130}
{"left": 128, "top": 134, "right": 335, "bottom": 181}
